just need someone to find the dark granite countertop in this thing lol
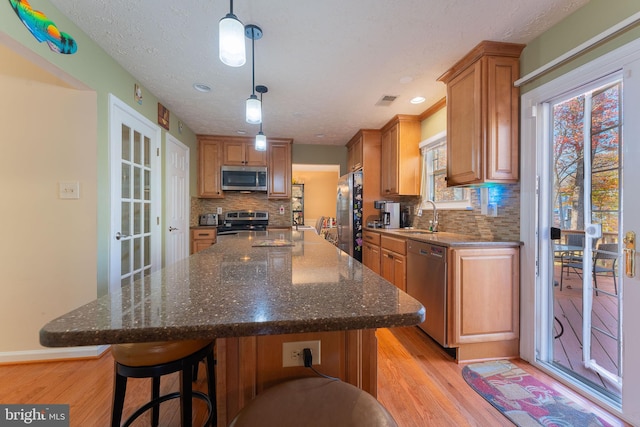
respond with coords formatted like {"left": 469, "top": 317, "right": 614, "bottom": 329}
{"left": 364, "top": 227, "right": 522, "bottom": 248}
{"left": 40, "top": 230, "right": 425, "bottom": 347}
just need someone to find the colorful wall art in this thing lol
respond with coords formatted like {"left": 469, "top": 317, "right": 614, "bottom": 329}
{"left": 9, "top": 0, "right": 77, "bottom": 54}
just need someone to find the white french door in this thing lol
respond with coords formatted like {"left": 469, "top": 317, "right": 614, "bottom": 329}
{"left": 165, "top": 133, "right": 190, "bottom": 266}
{"left": 109, "top": 94, "right": 161, "bottom": 293}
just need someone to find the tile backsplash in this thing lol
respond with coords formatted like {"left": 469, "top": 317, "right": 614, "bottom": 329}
{"left": 406, "top": 184, "right": 520, "bottom": 241}
{"left": 192, "top": 193, "right": 292, "bottom": 227}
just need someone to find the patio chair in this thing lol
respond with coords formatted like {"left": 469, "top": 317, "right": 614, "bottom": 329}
{"left": 561, "top": 242, "right": 618, "bottom": 296}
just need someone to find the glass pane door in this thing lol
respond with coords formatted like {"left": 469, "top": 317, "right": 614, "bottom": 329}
{"left": 550, "top": 77, "right": 622, "bottom": 399}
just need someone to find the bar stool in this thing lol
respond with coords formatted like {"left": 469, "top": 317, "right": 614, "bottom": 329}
{"left": 110, "top": 340, "right": 216, "bottom": 427}
{"left": 229, "top": 377, "right": 397, "bottom": 427}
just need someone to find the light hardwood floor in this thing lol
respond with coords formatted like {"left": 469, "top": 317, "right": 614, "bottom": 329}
{"left": 0, "top": 327, "right": 630, "bottom": 426}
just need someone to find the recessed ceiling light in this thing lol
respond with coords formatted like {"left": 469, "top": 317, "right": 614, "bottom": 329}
{"left": 193, "top": 83, "right": 211, "bottom": 93}
{"left": 410, "top": 96, "right": 426, "bottom": 104}
{"left": 399, "top": 76, "right": 413, "bottom": 84}
{"left": 315, "top": 134, "right": 325, "bottom": 138}
{"left": 236, "top": 130, "right": 247, "bottom": 135}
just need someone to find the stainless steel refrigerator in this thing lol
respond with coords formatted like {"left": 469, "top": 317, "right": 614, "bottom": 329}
{"left": 336, "top": 171, "right": 363, "bottom": 262}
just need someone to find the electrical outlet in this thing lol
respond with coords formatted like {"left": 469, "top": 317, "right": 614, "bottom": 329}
{"left": 279, "top": 205, "right": 285, "bottom": 215}
{"left": 59, "top": 181, "right": 80, "bottom": 199}
{"left": 282, "top": 340, "right": 321, "bottom": 367}
{"left": 417, "top": 208, "right": 422, "bottom": 217}
{"left": 217, "top": 207, "right": 222, "bottom": 214}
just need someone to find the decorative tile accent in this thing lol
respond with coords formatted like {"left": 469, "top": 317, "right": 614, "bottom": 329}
{"left": 192, "top": 193, "right": 293, "bottom": 227}
{"left": 407, "top": 184, "right": 520, "bottom": 241}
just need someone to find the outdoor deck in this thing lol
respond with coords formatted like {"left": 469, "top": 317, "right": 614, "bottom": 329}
{"left": 553, "top": 264, "right": 620, "bottom": 396}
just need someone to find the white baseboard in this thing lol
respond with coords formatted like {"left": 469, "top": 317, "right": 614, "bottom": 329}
{"left": 0, "top": 345, "right": 110, "bottom": 364}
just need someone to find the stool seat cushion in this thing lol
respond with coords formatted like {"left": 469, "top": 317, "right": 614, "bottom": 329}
{"left": 111, "top": 340, "right": 212, "bottom": 367}
{"left": 230, "top": 377, "right": 397, "bottom": 427}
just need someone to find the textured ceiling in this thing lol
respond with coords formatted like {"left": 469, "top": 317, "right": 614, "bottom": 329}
{"left": 49, "top": 0, "right": 588, "bottom": 146}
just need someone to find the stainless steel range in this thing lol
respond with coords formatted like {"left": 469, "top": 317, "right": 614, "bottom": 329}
{"left": 217, "top": 210, "right": 269, "bottom": 235}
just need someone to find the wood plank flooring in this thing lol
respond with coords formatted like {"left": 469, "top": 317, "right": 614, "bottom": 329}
{"left": 0, "top": 327, "right": 630, "bottom": 426}
{"left": 553, "top": 265, "right": 621, "bottom": 393}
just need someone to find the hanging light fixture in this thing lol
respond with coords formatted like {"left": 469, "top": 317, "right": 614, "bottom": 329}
{"left": 245, "top": 24, "right": 262, "bottom": 124}
{"left": 255, "top": 85, "right": 268, "bottom": 151}
{"left": 219, "top": 0, "right": 246, "bottom": 67}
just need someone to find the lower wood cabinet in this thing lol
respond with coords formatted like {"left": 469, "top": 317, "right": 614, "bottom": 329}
{"left": 380, "top": 235, "right": 406, "bottom": 292}
{"left": 362, "top": 230, "right": 381, "bottom": 274}
{"left": 215, "top": 329, "right": 377, "bottom": 426}
{"left": 448, "top": 246, "right": 520, "bottom": 361}
{"left": 191, "top": 228, "right": 217, "bottom": 254}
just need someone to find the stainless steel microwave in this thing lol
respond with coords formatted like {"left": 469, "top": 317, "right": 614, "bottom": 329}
{"left": 221, "top": 165, "right": 268, "bottom": 191}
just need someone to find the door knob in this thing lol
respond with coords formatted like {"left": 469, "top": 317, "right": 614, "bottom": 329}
{"left": 115, "top": 231, "right": 130, "bottom": 240}
{"left": 623, "top": 231, "right": 636, "bottom": 278}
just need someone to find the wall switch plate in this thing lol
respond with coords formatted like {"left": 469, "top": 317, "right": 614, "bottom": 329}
{"left": 417, "top": 208, "right": 422, "bottom": 217}
{"left": 279, "top": 205, "right": 285, "bottom": 215}
{"left": 282, "top": 340, "right": 321, "bottom": 367}
{"left": 217, "top": 207, "right": 222, "bottom": 214}
{"left": 59, "top": 181, "right": 80, "bottom": 199}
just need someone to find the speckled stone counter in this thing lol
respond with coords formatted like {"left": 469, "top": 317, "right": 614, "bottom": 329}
{"left": 40, "top": 230, "right": 425, "bottom": 347}
{"left": 366, "top": 227, "right": 522, "bottom": 248}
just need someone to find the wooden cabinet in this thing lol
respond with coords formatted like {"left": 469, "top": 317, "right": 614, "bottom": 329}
{"left": 191, "top": 228, "right": 217, "bottom": 254}
{"left": 267, "top": 139, "right": 293, "bottom": 199}
{"left": 346, "top": 130, "right": 382, "bottom": 224}
{"left": 346, "top": 134, "right": 363, "bottom": 172}
{"left": 362, "top": 230, "right": 381, "bottom": 274}
{"left": 447, "top": 246, "right": 520, "bottom": 361}
{"left": 223, "top": 139, "right": 267, "bottom": 166}
{"left": 216, "top": 329, "right": 377, "bottom": 425}
{"left": 380, "top": 235, "right": 406, "bottom": 292}
{"left": 438, "top": 41, "right": 524, "bottom": 186}
{"left": 197, "top": 136, "right": 223, "bottom": 198}
{"left": 197, "top": 135, "right": 292, "bottom": 199}
{"left": 380, "top": 115, "right": 421, "bottom": 196}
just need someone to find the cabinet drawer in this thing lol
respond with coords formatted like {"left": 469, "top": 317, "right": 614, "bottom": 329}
{"left": 363, "top": 231, "right": 380, "bottom": 246}
{"left": 381, "top": 235, "right": 406, "bottom": 255}
{"left": 192, "top": 229, "right": 217, "bottom": 240}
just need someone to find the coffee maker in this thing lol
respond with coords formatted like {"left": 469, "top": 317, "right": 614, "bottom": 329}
{"left": 375, "top": 201, "right": 400, "bottom": 229}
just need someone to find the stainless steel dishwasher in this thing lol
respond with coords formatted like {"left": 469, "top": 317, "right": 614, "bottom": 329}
{"left": 406, "top": 239, "right": 447, "bottom": 346}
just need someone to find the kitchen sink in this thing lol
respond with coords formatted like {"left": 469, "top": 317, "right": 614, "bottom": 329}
{"left": 396, "top": 229, "right": 435, "bottom": 235}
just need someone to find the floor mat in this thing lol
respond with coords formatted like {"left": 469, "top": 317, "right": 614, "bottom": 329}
{"left": 462, "top": 360, "right": 616, "bottom": 427}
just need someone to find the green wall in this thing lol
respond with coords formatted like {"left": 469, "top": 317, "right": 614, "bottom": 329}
{"left": 1, "top": 2, "right": 198, "bottom": 296}
{"left": 521, "top": 0, "right": 640, "bottom": 93}
{"left": 293, "top": 144, "right": 348, "bottom": 176}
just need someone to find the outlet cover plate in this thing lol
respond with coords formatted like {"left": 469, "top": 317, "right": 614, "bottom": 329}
{"left": 282, "top": 340, "right": 321, "bottom": 367}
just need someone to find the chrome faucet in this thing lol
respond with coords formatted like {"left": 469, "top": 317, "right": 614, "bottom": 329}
{"left": 426, "top": 200, "right": 438, "bottom": 232}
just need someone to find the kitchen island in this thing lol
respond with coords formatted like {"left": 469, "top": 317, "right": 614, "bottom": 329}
{"left": 40, "top": 230, "right": 424, "bottom": 425}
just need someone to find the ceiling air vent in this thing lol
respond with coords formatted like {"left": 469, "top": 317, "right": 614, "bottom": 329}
{"left": 375, "top": 95, "right": 398, "bottom": 107}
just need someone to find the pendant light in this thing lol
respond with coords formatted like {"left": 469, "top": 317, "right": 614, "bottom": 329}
{"left": 219, "top": 0, "right": 246, "bottom": 67}
{"left": 245, "top": 24, "right": 262, "bottom": 124}
{"left": 255, "top": 85, "right": 268, "bottom": 151}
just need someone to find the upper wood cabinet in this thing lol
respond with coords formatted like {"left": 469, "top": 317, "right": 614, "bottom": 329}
{"left": 197, "top": 135, "right": 223, "bottom": 198}
{"left": 438, "top": 41, "right": 524, "bottom": 186}
{"left": 223, "top": 138, "right": 267, "bottom": 166}
{"left": 346, "top": 129, "right": 382, "bottom": 223}
{"left": 346, "top": 134, "right": 363, "bottom": 172}
{"left": 380, "top": 115, "right": 421, "bottom": 196}
{"left": 267, "top": 139, "right": 292, "bottom": 199}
